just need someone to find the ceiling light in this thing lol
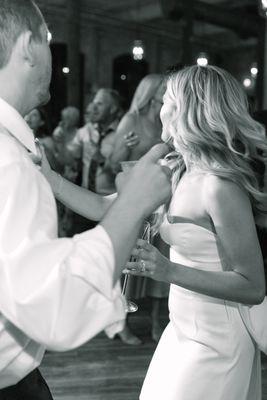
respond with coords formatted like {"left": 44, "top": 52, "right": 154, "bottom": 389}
{"left": 196, "top": 52, "right": 208, "bottom": 66}
{"left": 243, "top": 78, "right": 252, "bottom": 88}
{"left": 132, "top": 40, "right": 144, "bottom": 61}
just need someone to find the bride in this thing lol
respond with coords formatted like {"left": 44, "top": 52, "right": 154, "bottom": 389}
{"left": 125, "top": 65, "right": 267, "bottom": 399}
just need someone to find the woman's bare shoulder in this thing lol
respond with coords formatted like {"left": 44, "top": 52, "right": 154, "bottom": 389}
{"left": 116, "top": 112, "right": 137, "bottom": 132}
{"left": 202, "top": 173, "right": 251, "bottom": 214}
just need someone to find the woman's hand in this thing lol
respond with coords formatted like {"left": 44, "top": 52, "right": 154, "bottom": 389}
{"left": 124, "top": 238, "right": 172, "bottom": 283}
{"left": 124, "top": 131, "right": 139, "bottom": 148}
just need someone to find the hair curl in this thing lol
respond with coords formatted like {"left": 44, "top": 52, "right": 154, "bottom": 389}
{"left": 153, "top": 65, "right": 267, "bottom": 234}
{"left": 129, "top": 74, "right": 164, "bottom": 114}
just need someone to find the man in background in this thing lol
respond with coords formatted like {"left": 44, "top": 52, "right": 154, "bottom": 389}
{"left": 75, "top": 88, "right": 123, "bottom": 194}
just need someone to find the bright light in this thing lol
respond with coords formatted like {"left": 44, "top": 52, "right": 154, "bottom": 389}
{"left": 132, "top": 40, "right": 144, "bottom": 61}
{"left": 62, "top": 67, "right": 70, "bottom": 74}
{"left": 259, "top": 0, "right": 267, "bottom": 17}
{"left": 196, "top": 53, "right": 208, "bottom": 66}
{"left": 243, "top": 78, "right": 252, "bottom": 88}
{"left": 47, "top": 31, "right": 52, "bottom": 43}
{"left": 120, "top": 74, "right": 126, "bottom": 80}
{"left": 250, "top": 63, "right": 258, "bottom": 77}
{"left": 251, "top": 67, "right": 258, "bottom": 77}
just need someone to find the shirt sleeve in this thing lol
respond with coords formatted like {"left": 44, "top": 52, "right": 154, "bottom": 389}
{"left": 0, "top": 146, "right": 125, "bottom": 351}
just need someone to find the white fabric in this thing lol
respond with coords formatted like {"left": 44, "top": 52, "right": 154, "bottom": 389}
{"left": 73, "top": 124, "right": 100, "bottom": 188}
{"left": 74, "top": 121, "right": 119, "bottom": 194}
{"left": 0, "top": 98, "right": 125, "bottom": 388}
{"left": 238, "top": 297, "right": 267, "bottom": 354}
{"left": 140, "top": 220, "right": 261, "bottom": 400}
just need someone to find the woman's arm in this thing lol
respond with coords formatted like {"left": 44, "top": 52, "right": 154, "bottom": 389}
{"left": 39, "top": 146, "right": 114, "bottom": 220}
{"left": 49, "top": 171, "right": 114, "bottom": 220}
{"left": 108, "top": 113, "right": 138, "bottom": 174}
{"left": 126, "top": 176, "right": 265, "bottom": 305}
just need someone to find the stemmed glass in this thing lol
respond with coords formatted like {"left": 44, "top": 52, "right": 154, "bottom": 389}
{"left": 120, "top": 161, "right": 152, "bottom": 313}
{"left": 121, "top": 219, "right": 151, "bottom": 313}
{"left": 120, "top": 153, "right": 176, "bottom": 313}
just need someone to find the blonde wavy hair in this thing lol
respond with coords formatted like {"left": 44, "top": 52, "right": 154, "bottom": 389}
{"left": 154, "top": 65, "right": 267, "bottom": 232}
{"left": 129, "top": 74, "right": 164, "bottom": 114}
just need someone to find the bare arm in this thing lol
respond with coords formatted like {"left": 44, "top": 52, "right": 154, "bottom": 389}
{"left": 126, "top": 176, "right": 265, "bottom": 305}
{"left": 108, "top": 113, "right": 136, "bottom": 173}
{"left": 39, "top": 146, "right": 113, "bottom": 220}
{"left": 49, "top": 170, "right": 113, "bottom": 220}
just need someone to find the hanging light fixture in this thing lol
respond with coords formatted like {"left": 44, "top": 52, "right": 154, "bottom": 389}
{"left": 132, "top": 39, "right": 144, "bottom": 61}
{"left": 132, "top": 0, "right": 145, "bottom": 61}
{"left": 196, "top": 52, "right": 209, "bottom": 66}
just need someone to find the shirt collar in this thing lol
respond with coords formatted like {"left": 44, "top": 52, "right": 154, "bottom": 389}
{"left": 95, "top": 118, "right": 120, "bottom": 136}
{"left": 0, "top": 97, "right": 37, "bottom": 155}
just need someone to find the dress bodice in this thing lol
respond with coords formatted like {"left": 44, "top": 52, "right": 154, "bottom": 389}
{"left": 160, "top": 216, "right": 226, "bottom": 272}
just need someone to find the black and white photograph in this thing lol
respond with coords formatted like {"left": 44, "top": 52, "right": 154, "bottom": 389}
{"left": 0, "top": 1, "right": 267, "bottom": 399}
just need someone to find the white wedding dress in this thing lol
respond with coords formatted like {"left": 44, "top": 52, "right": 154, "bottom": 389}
{"left": 140, "top": 218, "right": 261, "bottom": 400}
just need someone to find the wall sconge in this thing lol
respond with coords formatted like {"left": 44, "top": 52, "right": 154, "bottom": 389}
{"left": 243, "top": 78, "right": 252, "bottom": 88}
{"left": 250, "top": 63, "right": 258, "bottom": 77}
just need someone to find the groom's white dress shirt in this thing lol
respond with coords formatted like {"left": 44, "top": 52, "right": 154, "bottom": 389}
{"left": 0, "top": 98, "right": 125, "bottom": 388}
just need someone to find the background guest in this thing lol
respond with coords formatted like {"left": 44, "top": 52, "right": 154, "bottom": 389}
{"left": 52, "top": 106, "right": 81, "bottom": 236}
{"left": 25, "top": 107, "right": 58, "bottom": 170}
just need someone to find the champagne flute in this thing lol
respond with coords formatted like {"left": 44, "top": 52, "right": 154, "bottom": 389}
{"left": 121, "top": 160, "right": 155, "bottom": 313}
{"left": 120, "top": 160, "right": 139, "bottom": 313}
{"left": 121, "top": 219, "right": 151, "bottom": 313}
{"left": 120, "top": 153, "right": 176, "bottom": 313}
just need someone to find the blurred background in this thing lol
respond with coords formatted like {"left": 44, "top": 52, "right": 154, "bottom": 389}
{"left": 35, "top": 0, "right": 267, "bottom": 127}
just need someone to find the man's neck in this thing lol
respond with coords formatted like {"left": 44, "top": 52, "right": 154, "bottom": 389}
{"left": 98, "top": 116, "right": 117, "bottom": 134}
{"left": 0, "top": 82, "right": 32, "bottom": 117}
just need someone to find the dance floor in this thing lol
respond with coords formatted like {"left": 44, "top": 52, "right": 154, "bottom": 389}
{"left": 40, "top": 298, "right": 267, "bottom": 400}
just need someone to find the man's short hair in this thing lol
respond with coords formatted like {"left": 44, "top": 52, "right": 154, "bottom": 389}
{"left": 98, "top": 88, "right": 121, "bottom": 108}
{"left": 98, "top": 88, "right": 124, "bottom": 117}
{"left": 0, "top": 0, "right": 45, "bottom": 68}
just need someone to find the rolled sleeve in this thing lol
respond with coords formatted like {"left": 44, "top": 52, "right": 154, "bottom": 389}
{"left": 0, "top": 138, "right": 126, "bottom": 351}
{"left": 70, "top": 225, "right": 117, "bottom": 300}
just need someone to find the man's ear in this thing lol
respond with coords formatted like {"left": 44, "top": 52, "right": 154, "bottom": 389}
{"left": 16, "top": 31, "right": 36, "bottom": 67}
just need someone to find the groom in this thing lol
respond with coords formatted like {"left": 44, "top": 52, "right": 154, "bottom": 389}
{"left": 0, "top": 1, "right": 171, "bottom": 398}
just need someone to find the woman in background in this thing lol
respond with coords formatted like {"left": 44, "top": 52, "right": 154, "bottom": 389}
{"left": 110, "top": 74, "right": 170, "bottom": 343}
{"left": 126, "top": 65, "right": 267, "bottom": 399}
{"left": 52, "top": 106, "right": 82, "bottom": 236}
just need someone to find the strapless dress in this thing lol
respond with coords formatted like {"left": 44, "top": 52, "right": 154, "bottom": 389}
{"left": 140, "top": 218, "right": 261, "bottom": 400}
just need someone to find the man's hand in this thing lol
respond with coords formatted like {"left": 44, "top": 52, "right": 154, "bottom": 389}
{"left": 117, "top": 144, "right": 172, "bottom": 218}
